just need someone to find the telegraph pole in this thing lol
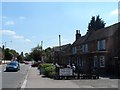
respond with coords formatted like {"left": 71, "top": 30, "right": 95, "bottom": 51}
{"left": 58, "top": 35, "right": 62, "bottom": 65}
{"left": 59, "top": 35, "right": 61, "bottom": 51}
{"left": 2, "top": 45, "right": 5, "bottom": 64}
{"left": 41, "top": 41, "right": 44, "bottom": 63}
{"left": 41, "top": 41, "right": 43, "bottom": 50}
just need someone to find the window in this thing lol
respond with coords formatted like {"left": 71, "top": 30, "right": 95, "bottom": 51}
{"left": 100, "top": 56, "right": 105, "bottom": 68}
{"left": 72, "top": 47, "right": 77, "bottom": 54}
{"left": 82, "top": 44, "right": 88, "bottom": 52}
{"left": 85, "top": 44, "right": 88, "bottom": 52}
{"left": 94, "top": 56, "right": 97, "bottom": 67}
{"left": 68, "top": 57, "right": 71, "bottom": 65}
{"left": 77, "top": 58, "right": 83, "bottom": 67}
{"left": 82, "top": 45, "right": 85, "bottom": 52}
{"left": 98, "top": 39, "right": 106, "bottom": 50}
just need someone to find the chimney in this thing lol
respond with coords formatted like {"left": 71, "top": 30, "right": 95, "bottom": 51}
{"left": 76, "top": 30, "right": 81, "bottom": 40}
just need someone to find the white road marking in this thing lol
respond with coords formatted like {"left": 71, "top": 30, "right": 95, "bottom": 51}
{"left": 20, "top": 66, "right": 31, "bottom": 89}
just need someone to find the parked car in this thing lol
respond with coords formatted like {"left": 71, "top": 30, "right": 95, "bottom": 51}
{"left": 31, "top": 61, "right": 41, "bottom": 67}
{"left": 24, "top": 61, "right": 30, "bottom": 64}
{"left": 6, "top": 61, "right": 20, "bottom": 72}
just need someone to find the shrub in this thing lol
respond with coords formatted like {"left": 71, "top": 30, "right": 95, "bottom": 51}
{"left": 39, "top": 63, "right": 56, "bottom": 78}
{"left": 40, "top": 63, "right": 53, "bottom": 68}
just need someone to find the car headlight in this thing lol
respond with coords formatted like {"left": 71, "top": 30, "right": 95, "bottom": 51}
{"left": 6, "top": 66, "right": 9, "bottom": 68}
{"left": 13, "top": 66, "right": 17, "bottom": 68}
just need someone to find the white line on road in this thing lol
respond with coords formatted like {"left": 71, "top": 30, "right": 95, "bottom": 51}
{"left": 20, "top": 66, "right": 31, "bottom": 89}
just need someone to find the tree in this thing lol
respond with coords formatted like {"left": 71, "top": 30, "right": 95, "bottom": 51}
{"left": 4, "top": 48, "right": 13, "bottom": 60}
{"left": 88, "top": 15, "right": 105, "bottom": 31}
{"left": 10, "top": 49, "right": 19, "bottom": 58}
{"left": 30, "top": 44, "right": 43, "bottom": 62}
{"left": 24, "top": 53, "right": 32, "bottom": 61}
{"left": 4, "top": 48, "right": 19, "bottom": 60}
{"left": 44, "top": 47, "right": 54, "bottom": 63}
{"left": 17, "top": 55, "right": 23, "bottom": 62}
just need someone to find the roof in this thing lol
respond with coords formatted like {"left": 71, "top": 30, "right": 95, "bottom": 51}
{"left": 86, "top": 22, "right": 120, "bottom": 42}
{"left": 72, "top": 22, "right": 120, "bottom": 46}
{"left": 72, "top": 36, "right": 85, "bottom": 46}
{"left": 53, "top": 44, "right": 71, "bottom": 52}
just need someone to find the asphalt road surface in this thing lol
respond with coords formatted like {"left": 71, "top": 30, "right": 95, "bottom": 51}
{"left": 2, "top": 64, "right": 30, "bottom": 89}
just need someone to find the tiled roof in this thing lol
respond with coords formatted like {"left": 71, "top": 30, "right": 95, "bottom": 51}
{"left": 72, "top": 36, "right": 85, "bottom": 46}
{"left": 86, "top": 22, "right": 120, "bottom": 42}
{"left": 53, "top": 44, "right": 71, "bottom": 52}
{"left": 72, "top": 22, "right": 120, "bottom": 45}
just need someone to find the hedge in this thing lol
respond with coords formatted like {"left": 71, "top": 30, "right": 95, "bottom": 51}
{"left": 39, "top": 63, "right": 56, "bottom": 78}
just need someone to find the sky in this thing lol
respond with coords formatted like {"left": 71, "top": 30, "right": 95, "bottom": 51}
{"left": 0, "top": 1, "right": 119, "bottom": 54}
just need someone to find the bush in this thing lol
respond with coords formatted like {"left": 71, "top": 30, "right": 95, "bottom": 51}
{"left": 39, "top": 63, "right": 56, "bottom": 78}
{"left": 40, "top": 63, "right": 53, "bottom": 68}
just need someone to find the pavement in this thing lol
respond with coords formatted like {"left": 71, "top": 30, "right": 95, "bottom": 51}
{"left": 23, "top": 67, "right": 119, "bottom": 89}
{"left": 24, "top": 67, "right": 79, "bottom": 88}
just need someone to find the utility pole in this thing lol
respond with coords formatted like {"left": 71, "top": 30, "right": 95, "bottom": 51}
{"left": 2, "top": 45, "right": 5, "bottom": 64}
{"left": 41, "top": 41, "right": 43, "bottom": 50}
{"left": 58, "top": 35, "right": 62, "bottom": 65}
{"left": 41, "top": 41, "right": 44, "bottom": 63}
{"left": 59, "top": 35, "right": 61, "bottom": 51}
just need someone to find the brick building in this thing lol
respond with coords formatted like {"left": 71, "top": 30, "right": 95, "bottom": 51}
{"left": 55, "top": 22, "right": 120, "bottom": 76}
{"left": 69, "top": 22, "right": 120, "bottom": 76}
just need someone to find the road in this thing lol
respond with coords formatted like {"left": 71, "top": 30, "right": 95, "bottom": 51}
{"left": 2, "top": 63, "right": 30, "bottom": 89}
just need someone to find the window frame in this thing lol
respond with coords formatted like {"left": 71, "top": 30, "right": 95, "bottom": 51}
{"left": 72, "top": 46, "right": 77, "bottom": 54}
{"left": 97, "top": 39, "right": 106, "bottom": 50}
{"left": 100, "top": 56, "right": 105, "bottom": 68}
{"left": 94, "top": 56, "right": 97, "bottom": 67}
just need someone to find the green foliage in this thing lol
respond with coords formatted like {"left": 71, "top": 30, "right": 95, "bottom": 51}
{"left": 4, "top": 48, "right": 13, "bottom": 60}
{"left": 40, "top": 63, "right": 53, "bottom": 68}
{"left": 24, "top": 53, "right": 32, "bottom": 61}
{"left": 17, "top": 55, "right": 23, "bottom": 62}
{"left": 88, "top": 15, "right": 105, "bottom": 31}
{"left": 40, "top": 63, "right": 56, "bottom": 77}
{"left": 44, "top": 47, "right": 54, "bottom": 63}
{"left": 30, "top": 44, "right": 43, "bottom": 62}
{"left": 10, "top": 49, "right": 19, "bottom": 57}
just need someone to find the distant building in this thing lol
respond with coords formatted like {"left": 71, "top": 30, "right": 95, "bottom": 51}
{"left": 53, "top": 44, "right": 71, "bottom": 66}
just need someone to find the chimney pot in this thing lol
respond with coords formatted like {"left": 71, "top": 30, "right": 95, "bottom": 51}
{"left": 76, "top": 30, "right": 81, "bottom": 40}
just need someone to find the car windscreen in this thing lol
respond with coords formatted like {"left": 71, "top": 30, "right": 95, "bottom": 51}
{"left": 8, "top": 62, "right": 17, "bottom": 66}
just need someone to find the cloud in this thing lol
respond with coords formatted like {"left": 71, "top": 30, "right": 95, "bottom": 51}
{"left": 1, "top": 30, "right": 16, "bottom": 35}
{"left": 19, "top": 16, "right": 26, "bottom": 20}
{"left": 0, "top": 30, "right": 31, "bottom": 42}
{"left": 5, "top": 20, "right": 15, "bottom": 25}
{"left": 110, "top": 9, "right": 120, "bottom": 15}
{"left": 25, "top": 39, "right": 31, "bottom": 42}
